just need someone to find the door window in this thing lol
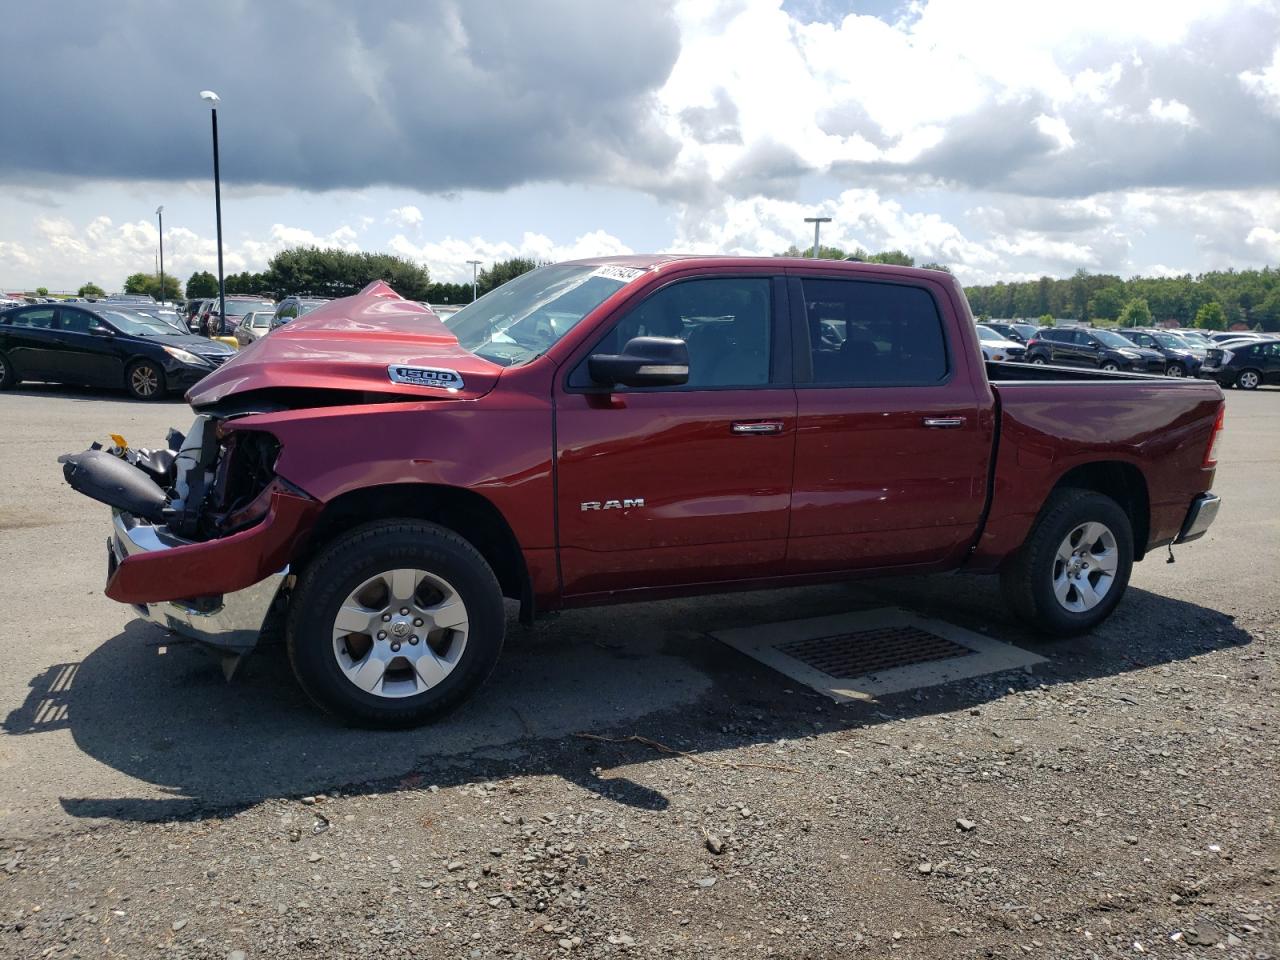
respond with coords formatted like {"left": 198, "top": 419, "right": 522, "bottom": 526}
{"left": 800, "top": 278, "right": 947, "bottom": 385}
{"left": 572, "top": 276, "right": 774, "bottom": 389}
{"left": 9, "top": 308, "right": 55, "bottom": 328}
{"left": 57, "top": 309, "right": 97, "bottom": 333}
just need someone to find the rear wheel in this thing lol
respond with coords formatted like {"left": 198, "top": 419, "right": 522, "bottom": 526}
{"left": 1100, "top": 361, "right": 1120, "bottom": 372}
{"left": 1031, "top": 356, "right": 1048, "bottom": 365}
{"left": 126, "top": 359, "right": 165, "bottom": 400}
{"left": 1237, "top": 369, "right": 1261, "bottom": 390}
{"left": 1165, "top": 362, "right": 1185, "bottom": 377}
{"left": 1000, "top": 488, "right": 1134, "bottom": 637}
{"left": 287, "top": 521, "right": 505, "bottom": 727}
{"left": 0, "top": 350, "right": 16, "bottom": 389}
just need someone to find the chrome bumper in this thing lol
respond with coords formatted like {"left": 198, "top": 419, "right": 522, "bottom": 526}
{"left": 109, "top": 511, "right": 287, "bottom": 653}
{"left": 1174, "top": 493, "right": 1221, "bottom": 544}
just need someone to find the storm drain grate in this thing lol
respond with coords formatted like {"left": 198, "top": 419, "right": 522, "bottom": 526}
{"left": 714, "top": 608, "right": 1045, "bottom": 702}
{"left": 777, "top": 625, "right": 974, "bottom": 678}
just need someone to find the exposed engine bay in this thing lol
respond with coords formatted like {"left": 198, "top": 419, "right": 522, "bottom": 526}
{"left": 59, "top": 414, "right": 283, "bottom": 541}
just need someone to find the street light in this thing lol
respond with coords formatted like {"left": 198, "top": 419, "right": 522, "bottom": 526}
{"left": 467, "top": 259, "right": 482, "bottom": 302}
{"left": 155, "top": 206, "right": 165, "bottom": 306}
{"left": 200, "top": 89, "right": 225, "bottom": 336}
{"left": 804, "top": 216, "right": 832, "bottom": 260}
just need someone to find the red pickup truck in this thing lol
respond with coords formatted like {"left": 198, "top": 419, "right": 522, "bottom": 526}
{"left": 60, "top": 257, "right": 1225, "bottom": 727}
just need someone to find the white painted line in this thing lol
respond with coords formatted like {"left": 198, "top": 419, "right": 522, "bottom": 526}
{"left": 713, "top": 607, "right": 1045, "bottom": 702}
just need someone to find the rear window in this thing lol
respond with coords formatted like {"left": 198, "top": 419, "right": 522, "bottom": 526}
{"left": 800, "top": 278, "right": 948, "bottom": 386}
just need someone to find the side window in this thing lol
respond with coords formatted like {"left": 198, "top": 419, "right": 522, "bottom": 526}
{"left": 801, "top": 278, "right": 947, "bottom": 386}
{"left": 10, "top": 308, "right": 55, "bottom": 329}
{"left": 572, "top": 277, "right": 773, "bottom": 389}
{"left": 58, "top": 309, "right": 95, "bottom": 333}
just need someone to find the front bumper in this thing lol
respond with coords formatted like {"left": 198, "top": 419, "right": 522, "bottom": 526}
{"left": 1174, "top": 492, "right": 1221, "bottom": 544}
{"left": 109, "top": 511, "right": 288, "bottom": 653}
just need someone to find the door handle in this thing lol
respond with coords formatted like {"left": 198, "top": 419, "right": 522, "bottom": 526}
{"left": 922, "top": 417, "right": 966, "bottom": 428}
{"left": 731, "top": 421, "right": 785, "bottom": 435}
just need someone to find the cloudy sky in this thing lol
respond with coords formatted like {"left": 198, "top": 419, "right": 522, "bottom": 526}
{"left": 2, "top": 0, "right": 1279, "bottom": 292}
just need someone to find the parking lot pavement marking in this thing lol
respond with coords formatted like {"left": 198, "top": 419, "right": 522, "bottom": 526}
{"left": 713, "top": 607, "right": 1046, "bottom": 701}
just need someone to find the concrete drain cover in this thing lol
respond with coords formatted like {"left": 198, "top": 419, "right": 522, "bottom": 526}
{"left": 713, "top": 607, "right": 1045, "bottom": 702}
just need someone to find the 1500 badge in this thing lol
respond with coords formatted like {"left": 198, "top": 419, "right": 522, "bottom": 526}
{"left": 387, "top": 365, "right": 465, "bottom": 391}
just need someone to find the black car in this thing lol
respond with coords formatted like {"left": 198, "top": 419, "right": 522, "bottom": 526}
{"left": 0, "top": 303, "right": 234, "bottom": 400}
{"left": 1024, "top": 327, "right": 1166, "bottom": 373}
{"left": 270, "top": 296, "right": 329, "bottom": 331}
{"left": 1200, "top": 337, "right": 1280, "bottom": 390}
{"left": 979, "top": 320, "right": 1038, "bottom": 343}
{"left": 1115, "top": 328, "right": 1204, "bottom": 378}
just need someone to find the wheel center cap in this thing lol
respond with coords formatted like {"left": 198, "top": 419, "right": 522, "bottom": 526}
{"left": 390, "top": 621, "right": 411, "bottom": 638}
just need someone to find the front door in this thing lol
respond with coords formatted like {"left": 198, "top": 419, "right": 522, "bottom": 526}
{"left": 55, "top": 308, "right": 123, "bottom": 386}
{"left": 786, "top": 273, "right": 990, "bottom": 573}
{"left": 554, "top": 274, "right": 796, "bottom": 597}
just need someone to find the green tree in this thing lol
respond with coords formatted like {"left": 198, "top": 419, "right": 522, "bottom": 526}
{"left": 265, "top": 247, "right": 433, "bottom": 300}
{"left": 1117, "top": 297, "right": 1153, "bottom": 327}
{"left": 186, "top": 271, "right": 219, "bottom": 299}
{"left": 122, "top": 272, "right": 152, "bottom": 295}
{"left": 77, "top": 282, "right": 105, "bottom": 298}
{"left": 35, "top": 286, "right": 48, "bottom": 296}
{"left": 865, "top": 250, "right": 914, "bottom": 266}
{"left": 1038, "top": 313, "right": 1053, "bottom": 326}
{"left": 1088, "top": 285, "right": 1125, "bottom": 322}
{"left": 778, "top": 243, "right": 848, "bottom": 259}
{"left": 1193, "top": 300, "right": 1227, "bottom": 331}
{"left": 1255, "top": 288, "right": 1280, "bottom": 332}
{"left": 122, "top": 272, "right": 180, "bottom": 300}
{"left": 476, "top": 258, "right": 539, "bottom": 298}
{"left": 920, "top": 262, "right": 952, "bottom": 273}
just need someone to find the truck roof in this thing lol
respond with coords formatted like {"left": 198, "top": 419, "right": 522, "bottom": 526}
{"left": 560, "top": 254, "right": 954, "bottom": 284}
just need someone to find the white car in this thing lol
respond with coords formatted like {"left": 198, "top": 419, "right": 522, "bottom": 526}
{"left": 976, "top": 324, "right": 1026, "bottom": 361}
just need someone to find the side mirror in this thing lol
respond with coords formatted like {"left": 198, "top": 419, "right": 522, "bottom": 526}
{"left": 89, "top": 323, "right": 112, "bottom": 336}
{"left": 588, "top": 336, "right": 689, "bottom": 388}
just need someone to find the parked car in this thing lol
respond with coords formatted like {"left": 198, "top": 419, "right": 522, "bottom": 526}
{"left": 1200, "top": 338, "right": 1280, "bottom": 390}
{"left": 1114, "top": 328, "right": 1204, "bottom": 377}
{"left": 234, "top": 310, "right": 275, "bottom": 346}
{"left": 1025, "top": 327, "right": 1165, "bottom": 373}
{"left": 1207, "top": 330, "right": 1264, "bottom": 344}
{"left": 198, "top": 297, "right": 277, "bottom": 336}
{"left": 1175, "top": 329, "right": 1215, "bottom": 349}
{"left": 976, "top": 324, "right": 1026, "bottom": 361}
{"left": 60, "top": 259, "right": 1225, "bottom": 727}
{"left": 979, "top": 321, "right": 1038, "bottom": 343}
{"left": 186, "top": 298, "right": 211, "bottom": 330}
{"left": 270, "top": 296, "right": 329, "bottom": 331}
{"left": 0, "top": 303, "right": 234, "bottom": 399}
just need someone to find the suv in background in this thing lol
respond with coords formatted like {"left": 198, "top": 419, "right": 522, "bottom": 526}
{"left": 1200, "top": 337, "right": 1280, "bottom": 390}
{"left": 1025, "top": 327, "right": 1165, "bottom": 372}
{"left": 1115, "top": 328, "right": 1204, "bottom": 378}
{"left": 271, "top": 296, "right": 329, "bottom": 331}
{"left": 979, "top": 320, "right": 1038, "bottom": 343}
{"left": 186, "top": 298, "right": 211, "bottom": 331}
{"left": 198, "top": 297, "right": 277, "bottom": 336}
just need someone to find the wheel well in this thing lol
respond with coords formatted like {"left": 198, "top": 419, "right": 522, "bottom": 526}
{"left": 296, "top": 483, "right": 533, "bottom": 620}
{"left": 1052, "top": 462, "right": 1150, "bottom": 559}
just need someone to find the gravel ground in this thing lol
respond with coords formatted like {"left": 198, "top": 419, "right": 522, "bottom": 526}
{"left": 0, "top": 384, "right": 1276, "bottom": 959}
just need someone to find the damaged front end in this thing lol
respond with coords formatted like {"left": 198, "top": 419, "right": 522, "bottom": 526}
{"left": 60, "top": 414, "right": 321, "bottom": 670}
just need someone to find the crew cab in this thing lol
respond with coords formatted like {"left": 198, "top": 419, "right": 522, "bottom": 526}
{"left": 59, "top": 258, "right": 1225, "bottom": 727}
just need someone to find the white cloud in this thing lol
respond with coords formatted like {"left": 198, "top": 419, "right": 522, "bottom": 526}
{"left": 1245, "top": 225, "right": 1280, "bottom": 260}
{"left": 1239, "top": 45, "right": 1280, "bottom": 114}
{"left": 388, "top": 229, "right": 633, "bottom": 283}
{"left": 1034, "top": 114, "right": 1075, "bottom": 151}
{"left": 1147, "top": 97, "right": 1196, "bottom": 126}
{"left": 388, "top": 205, "right": 423, "bottom": 228}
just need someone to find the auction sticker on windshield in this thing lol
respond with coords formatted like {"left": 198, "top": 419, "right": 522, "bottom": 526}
{"left": 590, "top": 265, "right": 645, "bottom": 283}
{"left": 387, "top": 365, "right": 465, "bottom": 391}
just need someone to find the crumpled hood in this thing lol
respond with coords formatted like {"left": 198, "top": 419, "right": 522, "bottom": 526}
{"left": 186, "top": 281, "right": 502, "bottom": 408}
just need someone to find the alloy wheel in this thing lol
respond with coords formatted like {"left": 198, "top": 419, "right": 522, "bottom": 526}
{"left": 1166, "top": 364, "right": 1184, "bottom": 377}
{"left": 1051, "top": 521, "right": 1119, "bottom": 613}
{"left": 130, "top": 365, "right": 159, "bottom": 397}
{"left": 1238, "top": 370, "right": 1260, "bottom": 390}
{"left": 331, "top": 568, "right": 470, "bottom": 699}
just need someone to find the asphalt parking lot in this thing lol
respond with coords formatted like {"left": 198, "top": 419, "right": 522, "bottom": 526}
{"left": 0, "top": 383, "right": 1277, "bottom": 959}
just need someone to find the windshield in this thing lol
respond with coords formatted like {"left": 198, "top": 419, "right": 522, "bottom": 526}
{"left": 98, "top": 310, "right": 185, "bottom": 336}
{"left": 445, "top": 264, "right": 641, "bottom": 366}
{"left": 224, "top": 300, "right": 275, "bottom": 317}
{"left": 249, "top": 312, "right": 272, "bottom": 328}
{"left": 1092, "top": 329, "right": 1135, "bottom": 348}
{"left": 976, "top": 326, "right": 1007, "bottom": 342}
{"left": 1154, "top": 332, "right": 1191, "bottom": 350}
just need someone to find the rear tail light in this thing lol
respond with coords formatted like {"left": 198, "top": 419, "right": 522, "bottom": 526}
{"left": 1204, "top": 404, "right": 1225, "bottom": 468}
{"left": 1026, "top": 338, "right": 1040, "bottom": 348}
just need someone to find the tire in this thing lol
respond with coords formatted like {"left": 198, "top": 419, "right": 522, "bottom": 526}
{"left": 1237, "top": 368, "right": 1261, "bottom": 390}
{"left": 1165, "top": 363, "right": 1185, "bottom": 377}
{"left": 0, "top": 350, "right": 16, "bottom": 389}
{"left": 286, "top": 520, "right": 505, "bottom": 727}
{"left": 1100, "top": 361, "right": 1120, "bottom": 372}
{"left": 126, "top": 359, "right": 165, "bottom": 400}
{"left": 1000, "top": 488, "right": 1134, "bottom": 637}
{"left": 1031, "top": 356, "right": 1048, "bottom": 365}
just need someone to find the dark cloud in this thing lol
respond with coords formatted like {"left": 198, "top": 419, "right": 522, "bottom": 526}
{"left": 679, "top": 88, "right": 743, "bottom": 145}
{"left": 720, "top": 140, "right": 814, "bottom": 198}
{"left": 0, "top": 0, "right": 682, "bottom": 194}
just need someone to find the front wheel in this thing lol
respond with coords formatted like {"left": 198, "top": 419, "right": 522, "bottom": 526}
{"left": 287, "top": 521, "right": 506, "bottom": 727}
{"left": 1165, "top": 363, "right": 1185, "bottom": 377}
{"left": 0, "top": 350, "right": 16, "bottom": 389}
{"left": 1000, "top": 488, "right": 1134, "bottom": 637}
{"left": 1100, "top": 361, "right": 1120, "bottom": 372}
{"left": 1237, "top": 369, "right": 1261, "bottom": 390}
{"left": 1031, "top": 356, "right": 1048, "bottom": 365}
{"left": 126, "top": 359, "right": 165, "bottom": 400}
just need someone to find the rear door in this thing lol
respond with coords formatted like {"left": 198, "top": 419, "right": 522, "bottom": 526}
{"left": 554, "top": 272, "right": 796, "bottom": 596}
{"left": 0, "top": 307, "right": 59, "bottom": 378}
{"left": 786, "top": 272, "right": 991, "bottom": 572}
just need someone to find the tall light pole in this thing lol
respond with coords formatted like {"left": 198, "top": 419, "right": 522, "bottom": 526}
{"left": 155, "top": 205, "right": 165, "bottom": 305}
{"left": 467, "top": 259, "right": 482, "bottom": 302}
{"left": 804, "top": 216, "right": 832, "bottom": 260}
{"left": 200, "top": 90, "right": 225, "bottom": 335}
